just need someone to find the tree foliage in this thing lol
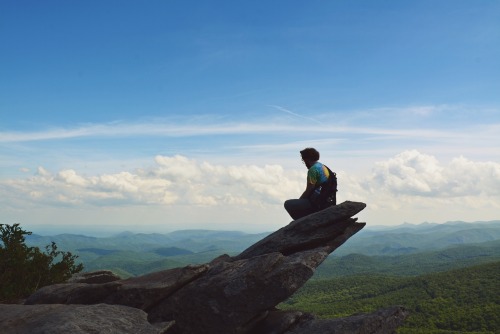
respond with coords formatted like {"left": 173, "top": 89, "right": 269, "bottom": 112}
{"left": 280, "top": 261, "right": 500, "bottom": 333}
{"left": 0, "top": 223, "right": 84, "bottom": 302}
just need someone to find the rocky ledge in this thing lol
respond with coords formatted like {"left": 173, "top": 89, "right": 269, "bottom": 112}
{"left": 0, "top": 201, "right": 408, "bottom": 333}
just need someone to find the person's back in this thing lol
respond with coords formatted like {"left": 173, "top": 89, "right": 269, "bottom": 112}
{"left": 284, "top": 148, "right": 337, "bottom": 220}
{"left": 309, "top": 162, "right": 337, "bottom": 210}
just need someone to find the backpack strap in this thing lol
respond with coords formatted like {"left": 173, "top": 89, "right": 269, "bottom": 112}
{"left": 325, "top": 166, "right": 337, "bottom": 192}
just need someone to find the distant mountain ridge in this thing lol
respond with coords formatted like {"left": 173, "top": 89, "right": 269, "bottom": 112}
{"left": 333, "top": 220, "right": 500, "bottom": 256}
{"left": 26, "top": 229, "right": 269, "bottom": 253}
{"left": 26, "top": 220, "right": 499, "bottom": 254}
{"left": 24, "top": 220, "right": 500, "bottom": 278}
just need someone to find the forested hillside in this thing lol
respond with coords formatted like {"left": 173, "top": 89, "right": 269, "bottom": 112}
{"left": 315, "top": 240, "right": 500, "bottom": 278}
{"left": 280, "top": 261, "right": 500, "bottom": 333}
{"left": 333, "top": 220, "right": 500, "bottom": 256}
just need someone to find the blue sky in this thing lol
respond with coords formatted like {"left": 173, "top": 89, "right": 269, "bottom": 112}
{"left": 1, "top": 1, "right": 499, "bottom": 234}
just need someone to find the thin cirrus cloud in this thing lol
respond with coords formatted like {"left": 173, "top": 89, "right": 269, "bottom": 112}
{"left": 0, "top": 118, "right": 493, "bottom": 143}
{"left": 1, "top": 104, "right": 497, "bottom": 145}
{"left": 0, "top": 122, "right": 318, "bottom": 142}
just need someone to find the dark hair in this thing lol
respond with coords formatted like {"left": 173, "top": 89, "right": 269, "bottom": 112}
{"left": 300, "top": 147, "right": 320, "bottom": 161}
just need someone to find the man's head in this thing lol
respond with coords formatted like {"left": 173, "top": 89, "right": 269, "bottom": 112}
{"left": 300, "top": 148, "right": 320, "bottom": 168}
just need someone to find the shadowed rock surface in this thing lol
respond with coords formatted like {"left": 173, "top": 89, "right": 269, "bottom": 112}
{"left": 67, "top": 270, "right": 122, "bottom": 284}
{"left": 0, "top": 303, "right": 173, "bottom": 334}
{"left": 25, "top": 264, "right": 209, "bottom": 309}
{"left": 1, "top": 201, "right": 408, "bottom": 333}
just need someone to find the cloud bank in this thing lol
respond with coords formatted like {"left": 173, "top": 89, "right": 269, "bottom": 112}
{"left": 367, "top": 150, "right": 500, "bottom": 197}
{"left": 1, "top": 150, "right": 498, "bottom": 229}
{"left": 2, "top": 155, "right": 303, "bottom": 209}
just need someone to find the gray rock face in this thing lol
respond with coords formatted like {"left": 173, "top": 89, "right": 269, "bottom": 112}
{"left": 25, "top": 264, "right": 209, "bottom": 308}
{"left": 234, "top": 201, "right": 366, "bottom": 261}
{"left": 0, "top": 303, "right": 173, "bottom": 334}
{"left": 1, "top": 201, "right": 409, "bottom": 333}
{"left": 67, "top": 270, "right": 122, "bottom": 284}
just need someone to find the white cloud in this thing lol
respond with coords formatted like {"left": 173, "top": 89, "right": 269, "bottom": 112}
{"left": 36, "top": 166, "right": 51, "bottom": 177}
{"left": 58, "top": 169, "right": 89, "bottom": 187}
{"left": 328, "top": 150, "right": 500, "bottom": 226}
{"left": 368, "top": 150, "right": 445, "bottom": 196}
{"left": 154, "top": 155, "right": 203, "bottom": 181}
{"left": 2, "top": 151, "right": 499, "bottom": 208}
{"left": 0, "top": 156, "right": 303, "bottom": 209}
{"left": 363, "top": 150, "right": 500, "bottom": 198}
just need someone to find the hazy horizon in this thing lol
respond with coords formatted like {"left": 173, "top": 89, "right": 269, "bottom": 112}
{"left": 19, "top": 219, "right": 500, "bottom": 238}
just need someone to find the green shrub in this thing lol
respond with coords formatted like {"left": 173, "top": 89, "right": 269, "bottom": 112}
{"left": 0, "top": 223, "right": 84, "bottom": 303}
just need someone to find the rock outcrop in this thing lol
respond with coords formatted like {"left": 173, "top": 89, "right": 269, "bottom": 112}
{"left": 0, "top": 303, "right": 173, "bottom": 334}
{"left": 67, "top": 270, "right": 122, "bottom": 284}
{"left": 1, "top": 201, "right": 409, "bottom": 333}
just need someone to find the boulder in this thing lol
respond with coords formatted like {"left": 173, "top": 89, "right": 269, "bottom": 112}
{"left": 0, "top": 303, "right": 173, "bottom": 334}
{"left": 67, "top": 270, "right": 122, "bottom": 284}
{"left": 234, "top": 201, "right": 366, "bottom": 260}
{"left": 25, "top": 264, "right": 208, "bottom": 308}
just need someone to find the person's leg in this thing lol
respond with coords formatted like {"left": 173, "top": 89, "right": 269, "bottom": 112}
{"left": 284, "top": 199, "right": 315, "bottom": 220}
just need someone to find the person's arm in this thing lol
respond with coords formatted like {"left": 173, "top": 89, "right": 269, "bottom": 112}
{"left": 299, "top": 181, "right": 315, "bottom": 199}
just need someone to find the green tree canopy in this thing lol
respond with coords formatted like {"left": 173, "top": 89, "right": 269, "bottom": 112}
{"left": 0, "top": 223, "right": 84, "bottom": 303}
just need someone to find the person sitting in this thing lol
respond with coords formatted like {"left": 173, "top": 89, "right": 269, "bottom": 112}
{"left": 284, "top": 147, "right": 337, "bottom": 220}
